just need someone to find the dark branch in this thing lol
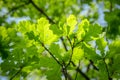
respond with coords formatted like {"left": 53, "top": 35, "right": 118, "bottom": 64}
{"left": 10, "top": 66, "right": 23, "bottom": 80}
{"left": 40, "top": 41, "right": 62, "bottom": 67}
{"left": 60, "top": 37, "right": 68, "bottom": 51}
{"left": 67, "top": 36, "right": 73, "bottom": 47}
{"left": 86, "top": 60, "right": 99, "bottom": 72}
{"left": 62, "top": 61, "right": 72, "bottom": 80}
{"left": 109, "top": 0, "right": 113, "bottom": 12}
{"left": 29, "top": 0, "right": 55, "bottom": 24}
{"left": 2, "top": 3, "right": 29, "bottom": 18}
{"left": 66, "top": 36, "right": 74, "bottom": 68}
{"left": 71, "top": 61, "right": 90, "bottom": 80}
{"left": 90, "top": 60, "right": 99, "bottom": 71}
{"left": 75, "top": 60, "right": 80, "bottom": 80}
{"left": 76, "top": 68, "right": 90, "bottom": 80}
{"left": 73, "top": 39, "right": 84, "bottom": 48}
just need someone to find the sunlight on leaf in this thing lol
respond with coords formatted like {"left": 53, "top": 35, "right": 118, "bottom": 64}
{"left": 37, "top": 18, "right": 57, "bottom": 44}
{"left": 72, "top": 47, "right": 84, "bottom": 63}
{"left": 67, "top": 15, "right": 77, "bottom": 35}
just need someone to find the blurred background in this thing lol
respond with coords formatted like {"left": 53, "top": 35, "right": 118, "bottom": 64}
{"left": 0, "top": 0, "right": 120, "bottom": 80}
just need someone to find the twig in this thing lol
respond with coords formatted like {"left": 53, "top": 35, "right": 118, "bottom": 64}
{"left": 2, "top": 3, "right": 29, "bottom": 18}
{"left": 40, "top": 41, "right": 73, "bottom": 80}
{"left": 65, "top": 36, "right": 74, "bottom": 68}
{"left": 40, "top": 41, "right": 62, "bottom": 66}
{"left": 10, "top": 66, "right": 23, "bottom": 80}
{"left": 109, "top": 0, "right": 113, "bottom": 12}
{"left": 75, "top": 60, "right": 80, "bottom": 80}
{"left": 60, "top": 37, "right": 68, "bottom": 51}
{"left": 29, "top": 0, "right": 55, "bottom": 24}
{"left": 71, "top": 61, "right": 90, "bottom": 80}
{"left": 86, "top": 60, "right": 99, "bottom": 73}
{"left": 90, "top": 60, "right": 99, "bottom": 71}
{"left": 73, "top": 39, "right": 84, "bottom": 48}
{"left": 62, "top": 61, "right": 72, "bottom": 80}
{"left": 67, "top": 36, "right": 73, "bottom": 47}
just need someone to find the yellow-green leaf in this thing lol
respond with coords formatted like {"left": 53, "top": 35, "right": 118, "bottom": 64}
{"left": 37, "top": 18, "right": 57, "bottom": 44}
{"left": 77, "top": 19, "right": 89, "bottom": 40}
{"left": 67, "top": 15, "right": 77, "bottom": 35}
{"left": 72, "top": 47, "right": 84, "bottom": 63}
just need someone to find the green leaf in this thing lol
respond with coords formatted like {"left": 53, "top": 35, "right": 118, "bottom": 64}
{"left": 17, "top": 21, "right": 31, "bottom": 34}
{"left": 111, "top": 55, "right": 120, "bottom": 78}
{"left": 79, "top": 19, "right": 90, "bottom": 32}
{"left": 67, "top": 15, "right": 77, "bottom": 27}
{"left": 84, "top": 24, "right": 102, "bottom": 41}
{"left": 0, "top": 26, "right": 8, "bottom": 41}
{"left": 66, "top": 15, "right": 77, "bottom": 35}
{"left": 77, "top": 19, "right": 89, "bottom": 41}
{"left": 39, "top": 56, "right": 61, "bottom": 80}
{"left": 50, "top": 24, "right": 63, "bottom": 36}
{"left": 62, "top": 50, "right": 71, "bottom": 62}
{"left": 26, "top": 31, "right": 35, "bottom": 40}
{"left": 96, "top": 37, "right": 107, "bottom": 55}
{"left": 49, "top": 43, "right": 62, "bottom": 60}
{"left": 37, "top": 18, "right": 57, "bottom": 44}
{"left": 98, "top": 60, "right": 108, "bottom": 80}
{"left": 83, "top": 42, "right": 101, "bottom": 62}
{"left": 45, "top": 63, "right": 61, "bottom": 80}
{"left": 26, "top": 45, "right": 38, "bottom": 58}
{"left": 72, "top": 47, "right": 84, "bottom": 63}
{"left": 108, "top": 40, "right": 120, "bottom": 58}
{"left": 63, "top": 23, "right": 70, "bottom": 36}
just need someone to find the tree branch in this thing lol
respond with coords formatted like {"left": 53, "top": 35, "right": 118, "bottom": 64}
{"left": 40, "top": 41, "right": 62, "bottom": 67}
{"left": 60, "top": 37, "right": 68, "bottom": 51}
{"left": 62, "top": 61, "right": 72, "bottom": 80}
{"left": 86, "top": 60, "right": 99, "bottom": 72}
{"left": 75, "top": 60, "right": 80, "bottom": 80}
{"left": 66, "top": 36, "right": 74, "bottom": 68}
{"left": 71, "top": 61, "right": 90, "bottom": 80}
{"left": 109, "top": 0, "right": 113, "bottom": 12}
{"left": 2, "top": 2, "right": 29, "bottom": 18}
{"left": 29, "top": 0, "right": 55, "bottom": 24}
{"left": 10, "top": 66, "right": 23, "bottom": 80}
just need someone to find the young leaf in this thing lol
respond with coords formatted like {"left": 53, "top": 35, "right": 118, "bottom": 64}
{"left": 77, "top": 19, "right": 89, "bottom": 41}
{"left": 37, "top": 18, "right": 57, "bottom": 44}
{"left": 72, "top": 47, "right": 84, "bottom": 63}
{"left": 67, "top": 15, "right": 77, "bottom": 35}
{"left": 17, "top": 21, "right": 31, "bottom": 34}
